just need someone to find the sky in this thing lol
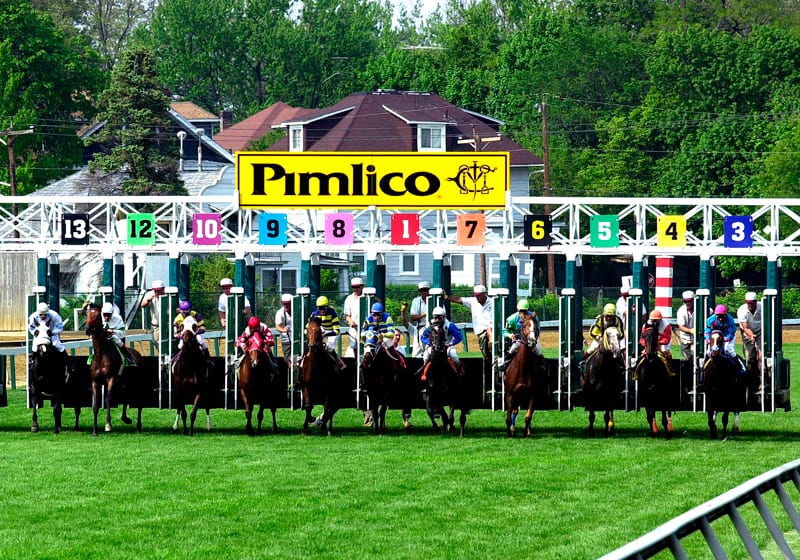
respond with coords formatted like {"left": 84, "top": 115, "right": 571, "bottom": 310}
{"left": 391, "top": 0, "right": 444, "bottom": 21}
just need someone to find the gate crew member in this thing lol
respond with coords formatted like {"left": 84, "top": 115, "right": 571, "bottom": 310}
{"left": 737, "top": 292, "right": 762, "bottom": 363}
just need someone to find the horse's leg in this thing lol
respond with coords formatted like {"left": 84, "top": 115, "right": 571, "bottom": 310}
{"left": 523, "top": 400, "right": 534, "bottom": 438}
{"left": 426, "top": 396, "right": 440, "bottom": 431}
{"left": 30, "top": 390, "right": 40, "bottom": 433}
{"left": 73, "top": 406, "right": 81, "bottom": 431}
{"left": 303, "top": 404, "right": 314, "bottom": 434}
{"left": 588, "top": 410, "right": 596, "bottom": 437}
{"left": 104, "top": 378, "right": 115, "bottom": 432}
{"left": 53, "top": 399, "right": 62, "bottom": 434}
{"left": 91, "top": 383, "right": 101, "bottom": 436}
{"left": 647, "top": 409, "right": 657, "bottom": 436}
{"left": 667, "top": 411, "right": 674, "bottom": 434}
{"left": 458, "top": 408, "right": 466, "bottom": 438}
{"left": 241, "top": 391, "right": 254, "bottom": 436}
{"left": 187, "top": 394, "right": 201, "bottom": 436}
{"left": 136, "top": 407, "right": 142, "bottom": 433}
{"left": 205, "top": 408, "right": 212, "bottom": 432}
{"left": 506, "top": 406, "right": 516, "bottom": 438}
{"left": 721, "top": 411, "right": 729, "bottom": 440}
{"left": 172, "top": 409, "right": 181, "bottom": 433}
{"left": 379, "top": 403, "right": 388, "bottom": 434}
{"left": 662, "top": 410, "right": 671, "bottom": 439}
{"left": 605, "top": 411, "right": 615, "bottom": 437}
{"left": 121, "top": 403, "right": 132, "bottom": 424}
{"left": 256, "top": 405, "right": 265, "bottom": 434}
{"left": 708, "top": 411, "right": 717, "bottom": 439}
{"left": 732, "top": 412, "right": 741, "bottom": 434}
{"left": 446, "top": 406, "right": 456, "bottom": 433}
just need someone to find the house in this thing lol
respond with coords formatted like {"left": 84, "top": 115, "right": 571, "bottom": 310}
{"left": 219, "top": 90, "right": 543, "bottom": 292}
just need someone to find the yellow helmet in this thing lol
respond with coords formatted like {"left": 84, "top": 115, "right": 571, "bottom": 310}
{"left": 603, "top": 303, "right": 616, "bottom": 315}
{"left": 316, "top": 296, "right": 328, "bottom": 307}
{"left": 516, "top": 299, "right": 530, "bottom": 311}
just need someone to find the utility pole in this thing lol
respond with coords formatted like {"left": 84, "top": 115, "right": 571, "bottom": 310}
{"left": 541, "top": 94, "right": 556, "bottom": 293}
{"left": 1, "top": 123, "right": 34, "bottom": 238}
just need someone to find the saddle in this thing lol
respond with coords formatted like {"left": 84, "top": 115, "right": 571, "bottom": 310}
{"left": 633, "top": 351, "right": 673, "bottom": 381}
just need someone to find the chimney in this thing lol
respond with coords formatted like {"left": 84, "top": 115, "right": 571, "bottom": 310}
{"left": 220, "top": 110, "right": 232, "bottom": 131}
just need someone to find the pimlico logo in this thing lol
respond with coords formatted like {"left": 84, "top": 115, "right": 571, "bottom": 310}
{"left": 236, "top": 152, "right": 509, "bottom": 210}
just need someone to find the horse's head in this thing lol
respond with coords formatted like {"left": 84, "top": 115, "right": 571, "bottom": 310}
{"left": 179, "top": 316, "right": 199, "bottom": 345}
{"left": 521, "top": 315, "right": 538, "bottom": 348}
{"left": 642, "top": 323, "right": 659, "bottom": 357}
{"left": 243, "top": 332, "right": 266, "bottom": 366}
{"left": 602, "top": 326, "right": 621, "bottom": 356}
{"left": 430, "top": 323, "right": 448, "bottom": 354}
{"left": 84, "top": 303, "right": 103, "bottom": 336}
{"left": 32, "top": 323, "right": 52, "bottom": 353}
{"left": 709, "top": 330, "right": 723, "bottom": 357}
{"left": 306, "top": 316, "right": 324, "bottom": 351}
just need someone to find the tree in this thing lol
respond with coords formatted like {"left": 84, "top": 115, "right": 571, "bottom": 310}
{"left": 88, "top": 45, "right": 186, "bottom": 195}
{"left": 0, "top": 0, "right": 102, "bottom": 193}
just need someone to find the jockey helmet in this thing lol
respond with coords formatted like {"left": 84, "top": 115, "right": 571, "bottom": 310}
{"left": 179, "top": 300, "right": 191, "bottom": 312}
{"left": 219, "top": 277, "right": 233, "bottom": 287}
{"left": 516, "top": 299, "right": 530, "bottom": 311}
{"left": 603, "top": 303, "right": 616, "bottom": 316}
{"left": 37, "top": 302, "right": 50, "bottom": 315}
{"left": 316, "top": 296, "right": 328, "bottom": 307}
{"left": 682, "top": 290, "right": 694, "bottom": 301}
{"left": 432, "top": 306, "right": 445, "bottom": 317}
{"left": 649, "top": 309, "right": 662, "bottom": 321}
{"left": 247, "top": 316, "right": 260, "bottom": 329}
{"left": 101, "top": 302, "right": 114, "bottom": 315}
{"left": 714, "top": 304, "right": 727, "bottom": 315}
{"left": 745, "top": 291, "right": 757, "bottom": 302}
{"left": 371, "top": 302, "right": 384, "bottom": 313}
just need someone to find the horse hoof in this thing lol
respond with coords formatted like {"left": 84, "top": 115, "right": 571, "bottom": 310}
{"left": 667, "top": 418, "right": 674, "bottom": 432}
{"left": 651, "top": 419, "right": 659, "bottom": 434}
{"left": 31, "top": 425, "right": 39, "bottom": 433}
{"left": 104, "top": 424, "right": 112, "bottom": 432}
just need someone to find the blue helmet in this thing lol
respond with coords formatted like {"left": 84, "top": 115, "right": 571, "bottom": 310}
{"left": 179, "top": 300, "right": 191, "bottom": 312}
{"left": 371, "top": 302, "right": 384, "bottom": 313}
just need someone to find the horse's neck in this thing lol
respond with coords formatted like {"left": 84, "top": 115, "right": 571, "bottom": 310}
{"left": 91, "top": 332, "right": 105, "bottom": 356}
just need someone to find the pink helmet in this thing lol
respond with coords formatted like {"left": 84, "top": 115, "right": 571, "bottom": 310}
{"left": 714, "top": 304, "right": 727, "bottom": 315}
{"left": 247, "top": 316, "right": 260, "bottom": 329}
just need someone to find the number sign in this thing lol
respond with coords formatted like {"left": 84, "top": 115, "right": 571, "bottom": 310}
{"left": 456, "top": 214, "right": 486, "bottom": 246}
{"left": 325, "top": 213, "right": 354, "bottom": 245}
{"left": 192, "top": 213, "right": 222, "bottom": 245}
{"left": 523, "top": 214, "right": 552, "bottom": 247}
{"left": 724, "top": 216, "right": 753, "bottom": 248}
{"left": 391, "top": 213, "right": 419, "bottom": 245}
{"left": 258, "top": 213, "right": 288, "bottom": 245}
{"left": 127, "top": 213, "right": 156, "bottom": 246}
{"left": 657, "top": 215, "right": 686, "bottom": 248}
{"left": 61, "top": 213, "right": 90, "bottom": 245}
{"left": 590, "top": 215, "right": 619, "bottom": 248}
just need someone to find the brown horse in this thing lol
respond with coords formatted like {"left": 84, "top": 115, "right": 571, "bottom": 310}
{"left": 503, "top": 314, "right": 546, "bottom": 438}
{"left": 703, "top": 330, "right": 752, "bottom": 439}
{"left": 423, "top": 322, "right": 468, "bottom": 436}
{"left": 582, "top": 326, "right": 623, "bottom": 437}
{"left": 361, "top": 340, "right": 410, "bottom": 435}
{"left": 300, "top": 317, "right": 344, "bottom": 435}
{"left": 28, "top": 323, "right": 70, "bottom": 433}
{"left": 85, "top": 303, "right": 143, "bottom": 436}
{"left": 635, "top": 324, "right": 675, "bottom": 438}
{"left": 237, "top": 331, "right": 280, "bottom": 435}
{"left": 172, "top": 316, "right": 211, "bottom": 435}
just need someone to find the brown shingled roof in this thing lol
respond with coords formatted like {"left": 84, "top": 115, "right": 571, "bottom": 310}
{"left": 214, "top": 102, "right": 316, "bottom": 153}
{"left": 170, "top": 101, "right": 217, "bottom": 121}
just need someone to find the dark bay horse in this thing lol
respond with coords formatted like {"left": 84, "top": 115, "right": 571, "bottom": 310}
{"left": 85, "top": 303, "right": 143, "bottom": 436}
{"left": 703, "top": 331, "right": 753, "bottom": 439}
{"left": 301, "top": 317, "right": 344, "bottom": 435}
{"left": 503, "top": 315, "right": 546, "bottom": 437}
{"left": 423, "top": 322, "right": 468, "bottom": 436}
{"left": 362, "top": 339, "right": 410, "bottom": 435}
{"left": 28, "top": 323, "right": 70, "bottom": 433}
{"left": 237, "top": 332, "right": 280, "bottom": 435}
{"left": 172, "top": 316, "right": 212, "bottom": 435}
{"left": 582, "top": 326, "right": 623, "bottom": 437}
{"left": 635, "top": 324, "right": 674, "bottom": 438}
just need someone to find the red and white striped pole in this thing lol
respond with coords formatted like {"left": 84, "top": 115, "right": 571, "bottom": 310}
{"left": 654, "top": 256, "right": 674, "bottom": 318}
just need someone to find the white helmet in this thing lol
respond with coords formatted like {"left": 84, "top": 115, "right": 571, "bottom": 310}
{"left": 37, "top": 302, "right": 49, "bottom": 315}
{"left": 432, "top": 306, "right": 446, "bottom": 317}
{"left": 101, "top": 302, "right": 114, "bottom": 314}
{"left": 219, "top": 277, "right": 233, "bottom": 287}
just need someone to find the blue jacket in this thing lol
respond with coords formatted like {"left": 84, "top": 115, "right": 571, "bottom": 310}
{"left": 704, "top": 313, "right": 737, "bottom": 343}
{"left": 421, "top": 320, "right": 462, "bottom": 347}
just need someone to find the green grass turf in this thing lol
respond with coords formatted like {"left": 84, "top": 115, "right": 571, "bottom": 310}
{"left": 0, "top": 349, "right": 797, "bottom": 559}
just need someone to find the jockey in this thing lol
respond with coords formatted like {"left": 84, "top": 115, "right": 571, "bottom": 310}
{"left": 101, "top": 302, "right": 136, "bottom": 364}
{"left": 704, "top": 304, "right": 745, "bottom": 375}
{"left": 500, "top": 299, "right": 543, "bottom": 372}
{"left": 585, "top": 303, "right": 625, "bottom": 360}
{"left": 420, "top": 306, "right": 463, "bottom": 371}
{"left": 310, "top": 295, "right": 347, "bottom": 371}
{"left": 28, "top": 302, "right": 68, "bottom": 369}
{"left": 236, "top": 316, "right": 275, "bottom": 354}
{"left": 639, "top": 309, "right": 673, "bottom": 360}
{"left": 362, "top": 302, "right": 406, "bottom": 368}
{"left": 173, "top": 300, "right": 214, "bottom": 365}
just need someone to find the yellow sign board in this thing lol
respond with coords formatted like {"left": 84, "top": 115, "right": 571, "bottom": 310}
{"left": 236, "top": 152, "right": 509, "bottom": 209}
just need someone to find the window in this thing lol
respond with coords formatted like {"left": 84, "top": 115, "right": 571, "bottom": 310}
{"left": 450, "top": 254, "right": 464, "bottom": 272}
{"left": 281, "top": 269, "right": 297, "bottom": 293}
{"left": 399, "top": 253, "right": 419, "bottom": 275}
{"left": 351, "top": 254, "right": 366, "bottom": 276}
{"left": 289, "top": 126, "right": 303, "bottom": 152}
{"left": 418, "top": 125, "right": 445, "bottom": 152}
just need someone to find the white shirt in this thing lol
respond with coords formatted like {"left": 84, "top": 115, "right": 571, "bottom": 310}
{"left": 274, "top": 305, "right": 292, "bottom": 343}
{"left": 218, "top": 293, "right": 251, "bottom": 314}
{"left": 737, "top": 303, "right": 762, "bottom": 336}
{"left": 342, "top": 293, "right": 361, "bottom": 328}
{"left": 459, "top": 296, "right": 493, "bottom": 335}
{"left": 409, "top": 295, "right": 429, "bottom": 329}
{"left": 676, "top": 303, "right": 694, "bottom": 345}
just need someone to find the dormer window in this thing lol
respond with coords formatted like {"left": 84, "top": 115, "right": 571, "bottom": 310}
{"left": 418, "top": 124, "right": 445, "bottom": 152}
{"left": 289, "top": 125, "right": 303, "bottom": 152}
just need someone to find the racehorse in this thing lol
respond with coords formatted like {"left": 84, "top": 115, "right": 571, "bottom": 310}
{"left": 172, "top": 315, "right": 212, "bottom": 435}
{"left": 361, "top": 339, "right": 409, "bottom": 435}
{"left": 85, "top": 303, "right": 143, "bottom": 436}
{"left": 300, "top": 316, "right": 344, "bottom": 435}
{"left": 423, "top": 322, "right": 468, "bottom": 436}
{"left": 28, "top": 323, "right": 70, "bottom": 433}
{"left": 635, "top": 323, "right": 674, "bottom": 438}
{"left": 237, "top": 331, "right": 280, "bottom": 435}
{"left": 703, "top": 330, "right": 752, "bottom": 439}
{"left": 503, "top": 314, "right": 547, "bottom": 437}
{"left": 582, "top": 326, "right": 623, "bottom": 437}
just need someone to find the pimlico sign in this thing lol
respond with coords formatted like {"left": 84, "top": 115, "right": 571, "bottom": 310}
{"left": 236, "top": 152, "right": 509, "bottom": 209}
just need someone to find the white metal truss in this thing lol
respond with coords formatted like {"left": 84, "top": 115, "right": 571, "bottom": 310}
{"left": 6, "top": 194, "right": 800, "bottom": 258}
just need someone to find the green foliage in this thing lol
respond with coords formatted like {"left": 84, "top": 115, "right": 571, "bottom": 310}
{"left": 320, "top": 269, "right": 339, "bottom": 294}
{"left": 88, "top": 44, "right": 186, "bottom": 195}
{"left": 189, "top": 254, "right": 234, "bottom": 297}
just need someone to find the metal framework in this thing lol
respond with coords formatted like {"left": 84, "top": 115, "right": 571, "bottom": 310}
{"left": 5, "top": 194, "right": 800, "bottom": 258}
